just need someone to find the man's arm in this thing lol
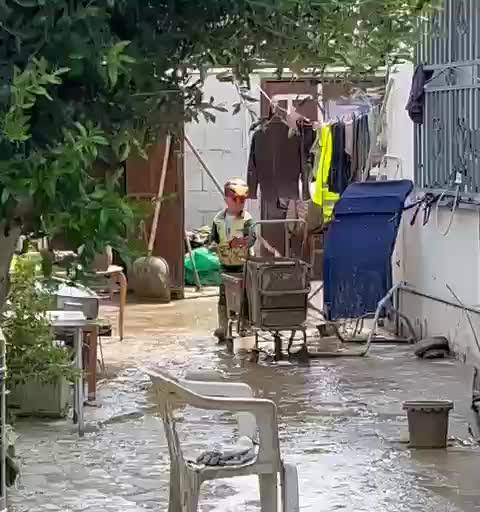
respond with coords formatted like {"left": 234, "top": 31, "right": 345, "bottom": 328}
{"left": 208, "top": 221, "right": 220, "bottom": 251}
{"left": 243, "top": 218, "right": 256, "bottom": 248}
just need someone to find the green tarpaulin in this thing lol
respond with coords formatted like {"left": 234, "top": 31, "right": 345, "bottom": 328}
{"left": 185, "top": 248, "right": 222, "bottom": 286}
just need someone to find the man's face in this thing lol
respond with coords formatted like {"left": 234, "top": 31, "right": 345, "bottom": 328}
{"left": 225, "top": 194, "right": 246, "bottom": 215}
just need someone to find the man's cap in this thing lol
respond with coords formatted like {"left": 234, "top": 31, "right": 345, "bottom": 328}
{"left": 224, "top": 178, "right": 249, "bottom": 197}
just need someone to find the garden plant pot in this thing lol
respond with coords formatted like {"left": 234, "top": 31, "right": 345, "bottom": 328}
{"left": 9, "top": 377, "right": 71, "bottom": 418}
{"left": 403, "top": 400, "right": 453, "bottom": 449}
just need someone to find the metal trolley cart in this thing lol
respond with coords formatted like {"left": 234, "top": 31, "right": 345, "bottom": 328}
{"left": 222, "top": 220, "right": 310, "bottom": 360}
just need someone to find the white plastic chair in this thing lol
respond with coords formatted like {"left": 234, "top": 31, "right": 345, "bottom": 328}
{"left": 144, "top": 368, "right": 299, "bottom": 512}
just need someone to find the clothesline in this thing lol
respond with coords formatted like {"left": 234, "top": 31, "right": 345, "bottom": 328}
{"left": 256, "top": 83, "right": 375, "bottom": 132}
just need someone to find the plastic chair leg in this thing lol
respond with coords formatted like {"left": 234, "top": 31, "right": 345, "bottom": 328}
{"left": 183, "top": 489, "right": 200, "bottom": 512}
{"left": 282, "top": 464, "right": 299, "bottom": 512}
{"left": 259, "top": 473, "right": 278, "bottom": 512}
{"left": 168, "top": 459, "right": 181, "bottom": 512}
{"left": 181, "top": 471, "right": 201, "bottom": 512}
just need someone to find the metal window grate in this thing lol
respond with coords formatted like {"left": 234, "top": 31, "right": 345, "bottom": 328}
{"left": 415, "top": 0, "right": 480, "bottom": 195}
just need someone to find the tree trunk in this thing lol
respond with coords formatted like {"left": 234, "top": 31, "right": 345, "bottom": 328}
{"left": 0, "top": 222, "right": 21, "bottom": 308}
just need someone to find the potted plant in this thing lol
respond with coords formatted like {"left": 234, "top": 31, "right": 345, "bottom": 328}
{"left": 2, "top": 257, "right": 78, "bottom": 418}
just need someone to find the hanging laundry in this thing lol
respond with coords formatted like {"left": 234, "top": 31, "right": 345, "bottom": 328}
{"left": 345, "top": 119, "right": 354, "bottom": 156}
{"left": 406, "top": 64, "right": 434, "bottom": 124}
{"left": 312, "top": 125, "right": 339, "bottom": 221}
{"left": 301, "top": 124, "right": 315, "bottom": 200}
{"left": 247, "top": 121, "right": 311, "bottom": 201}
{"left": 351, "top": 114, "right": 370, "bottom": 181}
{"left": 328, "top": 122, "right": 351, "bottom": 195}
{"left": 248, "top": 120, "right": 313, "bottom": 256}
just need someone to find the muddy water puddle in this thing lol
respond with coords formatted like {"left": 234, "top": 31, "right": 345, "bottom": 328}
{"left": 9, "top": 338, "right": 480, "bottom": 511}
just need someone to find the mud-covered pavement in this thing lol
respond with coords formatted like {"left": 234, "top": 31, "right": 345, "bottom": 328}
{"left": 8, "top": 294, "right": 480, "bottom": 511}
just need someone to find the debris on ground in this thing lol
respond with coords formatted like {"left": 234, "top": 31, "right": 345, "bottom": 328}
{"left": 185, "top": 226, "right": 211, "bottom": 250}
{"left": 414, "top": 336, "right": 450, "bottom": 359}
{"left": 195, "top": 437, "right": 257, "bottom": 467}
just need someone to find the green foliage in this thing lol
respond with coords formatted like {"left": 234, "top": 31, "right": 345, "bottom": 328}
{"left": 1, "top": 257, "right": 77, "bottom": 386}
{"left": 3, "top": 57, "right": 68, "bottom": 142}
{"left": 0, "top": 0, "right": 435, "bottom": 268}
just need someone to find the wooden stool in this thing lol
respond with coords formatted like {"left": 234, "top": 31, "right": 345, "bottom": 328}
{"left": 91, "top": 265, "right": 127, "bottom": 340}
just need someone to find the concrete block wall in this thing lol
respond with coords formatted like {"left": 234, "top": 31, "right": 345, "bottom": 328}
{"left": 387, "top": 63, "right": 480, "bottom": 367}
{"left": 184, "top": 73, "right": 261, "bottom": 230}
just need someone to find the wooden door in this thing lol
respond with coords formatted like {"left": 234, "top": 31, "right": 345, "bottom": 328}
{"left": 126, "top": 135, "right": 185, "bottom": 298}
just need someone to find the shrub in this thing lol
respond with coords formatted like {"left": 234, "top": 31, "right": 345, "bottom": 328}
{"left": 1, "top": 257, "right": 77, "bottom": 387}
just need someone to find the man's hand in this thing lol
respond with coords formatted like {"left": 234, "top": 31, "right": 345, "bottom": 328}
{"left": 229, "top": 237, "right": 248, "bottom": 249}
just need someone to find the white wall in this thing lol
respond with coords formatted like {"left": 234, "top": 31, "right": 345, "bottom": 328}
{"left": 387, "top": 63, "right": 480, "bottom": 365}
{"left": 184, "top": 73, "right": 261, "bottom": 230}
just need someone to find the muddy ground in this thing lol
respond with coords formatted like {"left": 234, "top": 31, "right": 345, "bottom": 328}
{"left": 8, "top": 293, "right": 480, "bottom": 511}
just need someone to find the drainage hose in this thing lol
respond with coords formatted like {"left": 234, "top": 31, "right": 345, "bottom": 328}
{"left": 361, "top": 281, "right": 406, "bottom": 357}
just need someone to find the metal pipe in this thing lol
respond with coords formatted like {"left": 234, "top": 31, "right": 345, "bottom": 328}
{"left": 184, "top": 135, "right": 224, "bottom": 197}
{"left": 400, "top": 285, "right": 480, "bottom": 317}
{"left": 364, "top": 282, "right": 480, "bottom": 358}
{"left": 184, "top": 230, "right": 202, "bottom": 291}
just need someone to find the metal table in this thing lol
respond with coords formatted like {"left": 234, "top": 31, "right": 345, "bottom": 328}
{"left": 46, "top": 311, "right": 93, "bottom": 437}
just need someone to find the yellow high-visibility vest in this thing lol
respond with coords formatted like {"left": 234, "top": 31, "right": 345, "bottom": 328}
{"left": 312, "top": 125, "right": 339, "bottom": 221}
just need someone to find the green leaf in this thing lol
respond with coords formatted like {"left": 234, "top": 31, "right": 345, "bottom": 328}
{"left": 54, "top": 67, "right": 70, "bottom": 75}
{"left": 99, "top": 208, "right": 108, "bottom": 230}
{"left": 211, "top": 104, "right": 228, "bottom": 113}
{"left": 120, "top": 55, "right": 136, "bottom": 64}
{"left": 113, "top": 40, "right": 132, "bottom": 53}
{"left": 240, "top": 93, "right": 259, "bottom": 103}
{"left": 1, "top": 188, "right": 10, "bottom": 204}
{"left": 44, "top": 178, "right": 56, "bottom": 199}
{"left": 108, "top": 65, "right": 119, "bottom": 88}
{"left": 91, "top": 135, "right": 109, "bottom": 146}
{"left": 117, "top": 141, "right": 130, "bottom": 162}
{"left": 74, "top": 122, "right": 87, "bottom": 137}
{"left": 31, "top": 86, "right": 52, "bottom": 100}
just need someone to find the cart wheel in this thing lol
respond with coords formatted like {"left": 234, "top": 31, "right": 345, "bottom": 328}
{"left": 228, "top": 319, "right": 234, "bottom": 339}
{"left": 292, "top": 343, "right": 309, "bottom": 360}
{"left": 289, "top": 331, "right": 309, "bottom": 360}
{"left": 274, "top": 333, "right": 282, "bottom": 361}
{"left": 287, "top": 330, "right": 296, "bottom": 354}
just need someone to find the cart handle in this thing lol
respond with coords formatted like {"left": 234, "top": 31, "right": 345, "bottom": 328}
{"left": 259, "top": 288, "right": 311, "bottom": 296}
{"left": 252, "top": 219, "right": 306, "bottom": 259}
{"left": 253, "top": 219, "right": 306, "bottom": 226}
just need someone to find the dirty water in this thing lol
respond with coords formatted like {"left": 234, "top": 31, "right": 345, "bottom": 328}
{"left": 8, "top": 297, "right": 480, "bottom": 511}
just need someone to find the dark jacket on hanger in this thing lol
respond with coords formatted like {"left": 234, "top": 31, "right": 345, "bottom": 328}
{"left": 328, "top": 122, "right": 351, "bottom": 194}
{"left": 247, "top": 121, "right": 313, "bottom": 201}
{"left": 351, "top": 114, "right": 370, "bottom": 181}
{"left": 406, "top": 64, "right": 434, "bottom": 124}
{"left": 301, "top": 124, "right": 315, "bottom": 200}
